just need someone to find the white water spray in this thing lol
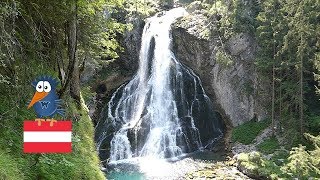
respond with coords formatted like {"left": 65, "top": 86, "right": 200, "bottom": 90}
{"left": 98, "top": 8, "right": 223, "bottom": 163}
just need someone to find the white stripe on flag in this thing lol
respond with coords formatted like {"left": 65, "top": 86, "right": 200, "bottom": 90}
{"left": 24, "top": 132, "right": 72, "bottom": 142}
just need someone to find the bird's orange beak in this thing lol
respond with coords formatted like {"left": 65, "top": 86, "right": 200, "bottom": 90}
{"left": 27, "top": 91, "right": 49, "bottom": 109}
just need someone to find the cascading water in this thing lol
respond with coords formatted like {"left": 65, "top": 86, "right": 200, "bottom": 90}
{"left": 96, "top": 7, "right": 224, "bottom": 164}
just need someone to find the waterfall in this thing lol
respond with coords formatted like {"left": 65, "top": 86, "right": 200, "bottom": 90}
{"left": 96, "top": 8, "right": 224, "bottom": 163}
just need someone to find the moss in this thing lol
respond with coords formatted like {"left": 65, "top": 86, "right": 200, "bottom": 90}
{"left": 81, "top": 86, "right": 96, "bottom": 103}
{"left": 257, "top": 136, "right": 280, "bottom": 154}
{"left": 36, "top": 98, "right": 105, "bottom": 180}
{"left": 232, "top": 119, "right": 270, "bottom": 144}
{"left": 0, "top": 150, "right": 24, "bottom": 180}
{"left": 0, "top": 88, "right": 105, "bottom": 179}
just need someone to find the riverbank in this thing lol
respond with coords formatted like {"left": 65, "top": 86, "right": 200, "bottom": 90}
{"left": 106, "top": 151, "right": 250, "bottom": 180}
{"left": 185, "top": 158, "right": 251, "bottom": 180}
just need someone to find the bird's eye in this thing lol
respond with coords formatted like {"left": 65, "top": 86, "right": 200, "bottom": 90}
{"left": 43, "top": 81, "right": 51, "bottom": 92}
{"left": 36, "top": 81, "right": 44, "bottom": 92}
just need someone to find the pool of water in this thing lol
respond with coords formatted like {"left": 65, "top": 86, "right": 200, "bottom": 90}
{"left": 107, "top": 171, "right": 145, "bottom": 180}
{"left": 105, "top": 150, "right": 227, "bottom": 180}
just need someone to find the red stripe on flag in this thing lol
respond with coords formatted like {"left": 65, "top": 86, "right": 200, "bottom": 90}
{"left": 24, "top": 121, "right": 72, "bottom": 131}
{"left": 23, "top": 142, "right": 72, "bottom": 153}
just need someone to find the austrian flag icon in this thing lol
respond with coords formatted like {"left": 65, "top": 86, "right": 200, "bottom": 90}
{"left": 23, "top": 121, "right": 72, "bottom": 153}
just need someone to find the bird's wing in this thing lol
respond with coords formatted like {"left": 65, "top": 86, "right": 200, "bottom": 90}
{"left": 56, "top": 108, "right": 66, "bottom": 118}
{"left": 55, "top": 99, "right": 64, "bottom": 107}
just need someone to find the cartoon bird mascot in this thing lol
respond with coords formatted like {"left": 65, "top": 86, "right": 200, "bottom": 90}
{"left": 27, "top": 76, "right": 65, "bottom": 126}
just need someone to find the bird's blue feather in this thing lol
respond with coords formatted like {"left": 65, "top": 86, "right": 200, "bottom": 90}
{"left": 31, "top": 76, "right": 65, "bottom": 119}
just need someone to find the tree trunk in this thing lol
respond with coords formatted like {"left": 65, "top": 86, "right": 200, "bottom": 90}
{"left": 69, "top": 0, "right": 80, "bottom": 105}
{"left": 272, "top": 33, "right": 276, "bottom": 135}
{"left": 299, "top": 34, "right": 304, "bottom": 136}
{"left": 59, "top": 0, "right": 80, "bottom": 105}
{"left": 279, "top": 72, "right": 282, "bottom": 133}
{"left": 272, "top": 63, "right": 275, "bottom": 135}
{"left": 271, "top": 8, "right": 276, "bottom": 135}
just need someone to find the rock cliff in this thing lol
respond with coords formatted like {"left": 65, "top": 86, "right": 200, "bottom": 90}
{"left": 172, "top": 13, "right": 268, "bottom": 127}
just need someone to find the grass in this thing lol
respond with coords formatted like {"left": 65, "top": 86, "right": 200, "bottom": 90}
{"left": 0, "top": 83, "right": 105, "bottom": 179}
{"left": 232, "top": 119, "right": 270, "bottom": 144}
{"left": 35, "top": 97, "right": 105, "bottom": 180}
{"left": 257, "top": 136, "right": 280, "bottom": 154}
{"left": 0, "top": 150, "right": 24, "bottom": 180}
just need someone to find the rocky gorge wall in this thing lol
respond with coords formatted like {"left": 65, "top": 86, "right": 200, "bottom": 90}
{"left": 86, "top": 8, "right": 269, "bottom": 135}
{"left": 171, "top": 13, "right": 268, "bottom": 127}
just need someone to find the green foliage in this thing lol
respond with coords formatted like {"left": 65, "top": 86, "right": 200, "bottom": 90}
{"left": 254, "top": 0, "right": 320, "bottom": 139}
{"left": 124, "top": 0, "right": 157, "bottom": 17}
{"left": 237, "top": 152, "right": 282, "bottom": 179}
{"left": 307, "top": 115, "right": 320, "bottom": 134}
{"left": 215, "top": 49, "right": 233, "bottom": 68}
{"left": 208, "top": 1, "right": 227, "bottom": 15}
{"left": 35, "top": 99, "right": 104, "bottom": 180}
{"left": 0, "top": 151, "right": 24, "bottom": 180}
{"left": 0, "top": 0, "right": 127, "bottom": 89}
{"left": 280, "top": 133, "right": 320, "bottom": 178}
{"left": 78, "top": 0, "right": 127, "bottom": 60}
{"left": 270, "top": 150, "right": 289, "bottom": 166}
{"left": 0, "top": 0, "right": 126, "bottom": 178}
{"left": 315, "top": 53, "right": 320, "bottom": 94}
{"left": 238, "top": 134, "right": 320, "bottom": 179}
{"left": 81, "top": 86, "right": 96, "bottom": 103}
{"left": 231, "top": 0, "right": 261, "bottom": 34}
{"left": 0, "top": 89, "right": 105, "bottom": 179}
{"left": 257, "top": 136, "right": 280, "bottom": 154}
{"left": 281, "top": 145, "right": 317, "bottom": 178}
{"left": 232, "top": 119, "right": 270, "bottom": 144}
{"left": 206, "top": 1, "right": 234, "bottom": 39}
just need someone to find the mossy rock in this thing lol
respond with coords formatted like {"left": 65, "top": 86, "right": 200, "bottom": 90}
{"left": 236, "top": 152, "right": 282, "bottom": 179}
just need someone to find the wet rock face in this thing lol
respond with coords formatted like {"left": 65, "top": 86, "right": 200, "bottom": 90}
{"left": 119, "top": 17, "right": 145, "bottom": 73}
{"left": 172, "top": 23, "right": 268, "bottom": 127}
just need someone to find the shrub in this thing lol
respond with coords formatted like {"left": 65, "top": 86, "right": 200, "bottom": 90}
{"left": 281, "top": 134, "right": 320, "bottom": 179}
{"left": 307, "top": 115, "right": 320, "bottom": 134}
{"left": 237, "top": 152, "right": 282, "bottom": 179}
{"left": 232, "top": 119, "right": 270, "bottom": 144}
{"left": 257, "top": 136, "right": 280, "bottom": 154}
{"left": 237, "top": 134, "right": 320, "bottom": 179}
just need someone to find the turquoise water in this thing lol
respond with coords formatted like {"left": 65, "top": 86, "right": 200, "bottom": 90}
{"left": 105, "top": 151, "right": 226, "bottom": 180}
{"left": 107, "top": 171, "right": 145, "bottom": 180}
